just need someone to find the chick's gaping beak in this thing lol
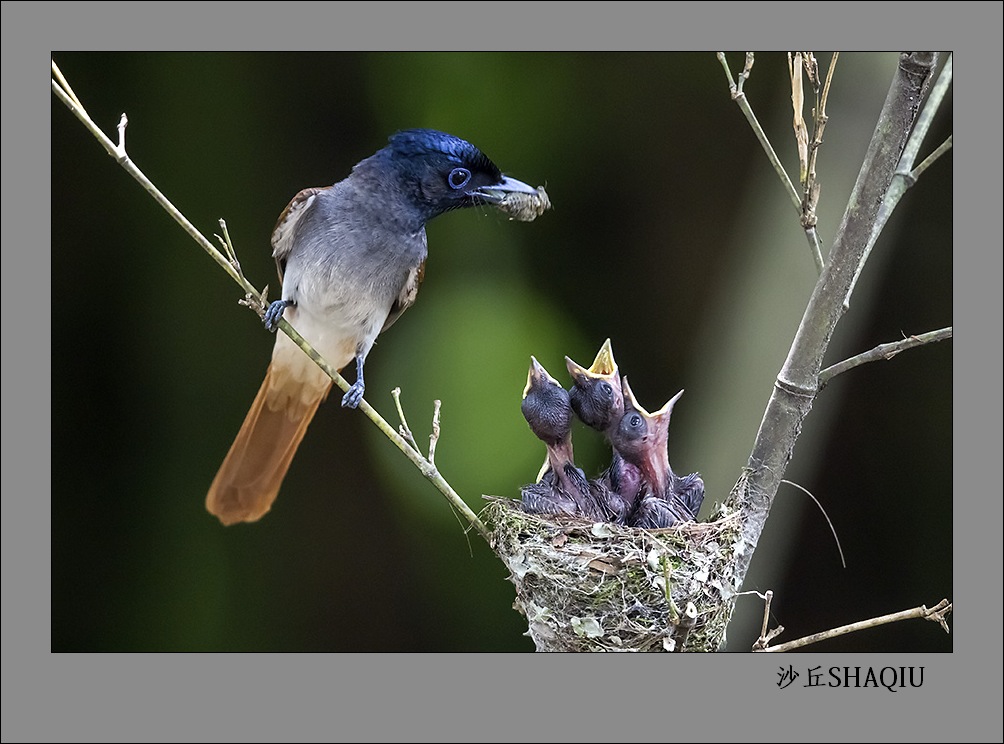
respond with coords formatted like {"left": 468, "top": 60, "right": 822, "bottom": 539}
{"left": 588, "top": 338, "right": 618, "bottom": 377}
{"left": 621, "top": 378, "right": 684, "bottom": 422}
{"left": 523, "top": 356, "right": 561, "bottom": 399}
{"left": 565, "top": 338, "right": 618, "bottom": 383}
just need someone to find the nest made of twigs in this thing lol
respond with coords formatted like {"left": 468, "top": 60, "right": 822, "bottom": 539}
{"left": 482, "top": 497, "right": 744, "bottom": 652}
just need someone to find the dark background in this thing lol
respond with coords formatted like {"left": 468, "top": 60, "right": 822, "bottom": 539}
{"left": 51, "top": 52, "right": 952, "bottom": 652}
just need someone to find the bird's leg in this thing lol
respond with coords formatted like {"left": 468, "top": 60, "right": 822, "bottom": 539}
{"left": 342, "top": 348, "right": 367, "bottom": 409}
{"left": 263, "top": 299, "right": 295, "bottom": 332}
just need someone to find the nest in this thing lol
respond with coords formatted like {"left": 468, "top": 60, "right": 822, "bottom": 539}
{"left": 483, "top": 497, "right": 744, "bottom": 652}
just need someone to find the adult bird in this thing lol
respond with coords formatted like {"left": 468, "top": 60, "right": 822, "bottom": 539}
{"left": 519, "top": 357, "right": 604, "bottom": 520}
{"left": 207, "top": 129, "right": 540, "bottom": 526}
{"left": 610, "top": 377, "right": 705, "bottom": 528}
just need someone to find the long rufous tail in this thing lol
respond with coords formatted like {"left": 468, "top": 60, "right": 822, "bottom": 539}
{"left": 206, "top": 361, "right": 331, "bottom": 525}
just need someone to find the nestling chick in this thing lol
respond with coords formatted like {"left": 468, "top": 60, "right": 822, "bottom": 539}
{"left": 520, "top": 357, "right": 604, "bottom": 520}
{"left": 565, "top": 339, "right": 635, "bottom": 522}
{"left": 610, "top": 377, "right": 705, "bottom": 528}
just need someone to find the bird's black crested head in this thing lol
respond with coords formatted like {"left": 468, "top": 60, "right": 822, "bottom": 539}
{"left": 387, "top": 129, "right": 502, "bottom": 183}
{"left": 355, "top": 128, "right": 537, "bottom": 226}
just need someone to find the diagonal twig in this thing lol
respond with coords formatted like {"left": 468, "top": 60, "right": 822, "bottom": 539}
{"left": 819, "top": 327, "right": 953, "bottom": 387}
{"left": 756, "top": 599, "right": 952, "bottom": 652}
{"left": 720, "top": 52, "right": 824, "bottom": 273}
{"left": 718, "top": 52, "right": 802, "bottom": 215}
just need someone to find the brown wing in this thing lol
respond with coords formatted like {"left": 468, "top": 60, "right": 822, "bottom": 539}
{"left": 270, "top": 186, "right": 329, "bottom": 283}
{"left": 382, "top": 259, "right": 426, "bottom": 332}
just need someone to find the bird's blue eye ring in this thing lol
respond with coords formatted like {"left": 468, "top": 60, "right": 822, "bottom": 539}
{"left": 448, "top": 167, "right": 472, "bottom": 190}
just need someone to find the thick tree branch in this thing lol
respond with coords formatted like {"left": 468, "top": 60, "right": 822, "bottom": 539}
{"left": 846, "top": 54, "right": 952, "bottom": 309}
{"left": 728, "top": 52, "right": 940, "bottom": 590}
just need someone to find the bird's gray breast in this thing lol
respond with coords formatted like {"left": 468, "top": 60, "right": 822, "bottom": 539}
{"left": 281, "top": 186, "right": 429, "bottom": 331}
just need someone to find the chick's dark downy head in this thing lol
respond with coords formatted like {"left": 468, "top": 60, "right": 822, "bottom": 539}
{"left": 566, "top": 338, "right": 623, "bottom": 433}
{"left": 610, "top": 378, "right": 684, "bottom": 498}
{"left": 357, "top": 128, "right": 538, "bottom": 225}
{"left": 521, "top": 357, "right": 573, "bottom": 447}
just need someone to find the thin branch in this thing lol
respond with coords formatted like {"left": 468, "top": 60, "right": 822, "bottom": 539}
{"left": 756, "top": 599, "right": 952, "bottom": 652}
{"left": 800, "top": 53, "right": 837, "bottom": 270}
{"left": 718, "top": 50, "right": 754, "bottom": 98}
{"left": 802, "top": 228, "right": 825, "bottom": 274}
{"left": 720, "top": 52, "right": 823, "bottom": 273}
{"left": 799, "top": 52, "right": 835, "bottom": 273}
{"left": 215, "top": 219, "right": 242, "bottom": 274}
{"left": 51, "top": 60, "right": 83, "bottom": 108}
{"left": 391, "top": 387, "right": 420, "bottom": 451}
{"left": 758, "top": 590, "right": 774, "bottom": 644}
{"left": 819, "top": 327, "right": 952, "bottom": 386}
{"left": 913, "top": 135, "right": 953, "bottom": 180}
{"left": 789, "top": 52, "right": 810, "bottom": 187}
{"left": 115, "top": 113, "right": 128, "bottom": 154}
{"left": 809, "top": 51, "right": 838, "bottom": 188}
{"left": 52, "top": 60, "right": 490, "bottom": 543}
{"left": 217, "top": 219, "right": 273, "bottom": 319}
{"left": 717, "top": 52, "right": 803, "bottom": 215}
{"left": 735, "top": 589, "right": 771, "bottom": 601}
{"left": 428, "top": 399, "right": 442, "bottom": 468}
{"left": 751, "top": 590, "right": 786, "bottom": 650}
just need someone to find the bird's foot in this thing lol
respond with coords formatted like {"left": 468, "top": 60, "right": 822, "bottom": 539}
{"left": 341, "top": 381, "right": 365, "bottom": 409}
{"left": 263, "top": 299, "right": 294, "bottom": 332}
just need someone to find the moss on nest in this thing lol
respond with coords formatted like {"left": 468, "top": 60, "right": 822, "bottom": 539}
{"left": 483, "top": 497, "right": 745, "bottom": 652}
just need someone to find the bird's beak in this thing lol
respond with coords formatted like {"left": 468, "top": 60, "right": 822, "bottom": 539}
{"left": 588, "top": 338, "right": 617, "bottom": 376}
{"left": 474, "top": 175, "right": 539, "bottom": 203}
{"left": 653, "top": 389, "right": 685, "bottom": 420}
{"left": 564, "top": 355, "right": 588, "bottom": 381}
{"left": 565, "top": 339, "right": 618, "bottom": 382}
{"left": 524, "top": 356, "right": 559, "bottom": 398}
{"left": 622, "top": 378, "right": 684, "bottom": 422}
{"left": 621, "top": 376, "right": 648, "bottom": 417}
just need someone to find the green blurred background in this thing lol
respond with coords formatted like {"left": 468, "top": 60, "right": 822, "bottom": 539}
{"left": 51, "top": 52, "right": 952, "bottom": 652}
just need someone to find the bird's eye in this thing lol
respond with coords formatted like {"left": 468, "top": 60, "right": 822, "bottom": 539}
{"left": 448, "top": 167, "right": 472, "bottom": 190}
{"left": 618, "top": 411, "right": 645, "bottom": 441}
{"left": 598, "top": 381, "right": 613, "bottom": 398}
